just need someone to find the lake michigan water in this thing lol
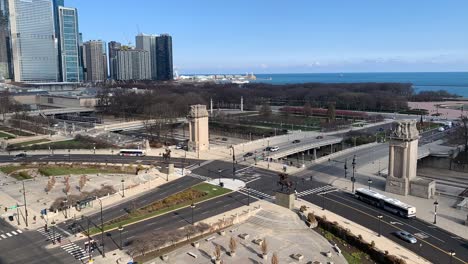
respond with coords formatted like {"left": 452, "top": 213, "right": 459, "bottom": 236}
{"left": 253, "top": 72, "right": 468, "bottom": 97}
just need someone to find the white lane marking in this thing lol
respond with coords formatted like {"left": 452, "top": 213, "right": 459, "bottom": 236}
{"left": 11, "top": 231, "right": 17, "bottom": 235}
{"left": 1, "top": 234, "right": 6, "bottom": 238}
{"left": 16, "top": 229, "right": 22, "bottom": 234}
{"left": 6, "top": 232, "right": 12, "bottom": 237}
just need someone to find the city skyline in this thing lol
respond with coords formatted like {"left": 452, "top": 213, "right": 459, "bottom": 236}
{"left": 68, "top": 0, "right": 468, "bottom": 74}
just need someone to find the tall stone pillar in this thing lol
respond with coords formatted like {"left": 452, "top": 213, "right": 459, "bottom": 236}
{"left": 385, "top": 120, "right": 419, "bottom": 196}
{"left": 188, "top": 105, "right": 210, "bottom": 152}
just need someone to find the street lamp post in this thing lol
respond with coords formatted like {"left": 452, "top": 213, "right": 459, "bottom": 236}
{"left": 344, "top": 159, "right": 348, "bottom": 179}
{"left": 190, "top": 203, "right": 195, "bottom": 225}
{"left": 96, "top": 197, "right": 105, "bottom": 258}
{"left": 230, "top": 145, "right": 236, "bottom": 180}
{"left": 121, "top": 179, "right": 125, "bottom": 198}
{"left": 377, "top": 215, "right": 383, "bottom": 237}
{"left": 118, "top": 226, "right": 124, "bottom": 250}
{"left": 433, "top": 200, "right": 439, "bottom": 224}
{"left": 351, "top": 155, "right": 356, "bottom": 193}
{"left": 368, "top": 178, "right": 373, "bottom": 190}
{"left": 51, "top": 221, "right": 56, "bottom": 244}
{"left": 218, "top": 169, "right": 222, "bottom": 186}
{"left": 68, "top": 149, "right": 71, "bottom": 162}
{"left": 247, "top": 187, "right": 250, "bottom": 206}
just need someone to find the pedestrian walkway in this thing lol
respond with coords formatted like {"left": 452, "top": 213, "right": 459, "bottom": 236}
{"left": 61, "top": 242, "right": 89, "bottom": 261}
{"left": 297, "top": 185, "right": 337, "bottom": 197}
{"left": 187, "top": 173, "right": 212, "bottom": 181}
{"left": 238, "top": 187, "right": 274, "bottom": 200}
{"left": 0, "top": 229, "right": 22, "bottom": 241}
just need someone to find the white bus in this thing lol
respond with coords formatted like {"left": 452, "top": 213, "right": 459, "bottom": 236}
{"left": 355, "top": 188, "right": 416, "bottom": 218}
{"left": 118, "top": 149, "right": 146, "bottom": 157}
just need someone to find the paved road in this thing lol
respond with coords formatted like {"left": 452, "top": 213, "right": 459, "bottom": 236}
{"left": 0, "top": 219, "right": 75, "bottom": 264}
{"left": 59, "top": 176, "right": 202, "bottom": 233}
{"left": 77, "top": 191, "right": 249, "bottom": 254}
{"left": 0, "top": 153, "right": 198, "bottom": 167}
{"left": 198, "top": 160, "right": 468, "bottom": 264}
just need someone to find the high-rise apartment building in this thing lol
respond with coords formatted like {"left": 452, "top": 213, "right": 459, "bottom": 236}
{"left": 0, "top": 0, "right": 11, "bottom": 80}
{"left": 83, "top": 40, "right": 107, "bottom": 82}
{"left": 156, "top": 34, "right": 173, "bottom": 81}
{"left": 108, "top": 41, "right": 121, "bottom": 80}
{"left": 57, "top": 6, "right": 81, "bottom": 82}
{"left": 8, "top": 0, "right": 59, "bottom": 82}
{"left": 115, "top": 48, "right": 150, "bottom": 81}
{"left": 135, "top": 34, "right": 157, "bottom": 80}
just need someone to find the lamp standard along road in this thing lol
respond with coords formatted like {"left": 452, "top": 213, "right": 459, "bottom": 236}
{"left": 118, "top": 225, "right": 124, "bottom": 250}
{"left": 377, "top": 215, "right": 383, "bottom": 237}
{"left": 433, "top": 200, "right": 439, "bottom": 224}
{"left": 351, "top": 155, "right": 357, "bottom": 193}
{"left": 191, "top": 203, "right": 195, "bottom": 225}
{"left": 96, "top": 197, "right": 105, "bottom": 258}
{"left": 368, "top": 178, "right": 373, "bottom": 190}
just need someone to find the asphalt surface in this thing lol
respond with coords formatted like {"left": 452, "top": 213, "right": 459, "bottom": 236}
{"left": 0, "top": 154, "right": 198, "bottom": 168}
{"left": 0, "top": 219, "right": 74, "bottom": 264}
{"left": 58, "top": 176, "right": 202, "bottom": 233}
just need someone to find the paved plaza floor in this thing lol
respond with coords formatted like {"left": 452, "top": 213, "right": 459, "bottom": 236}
{"left": 147, "top": 204, "right": 346, "bottom": 264}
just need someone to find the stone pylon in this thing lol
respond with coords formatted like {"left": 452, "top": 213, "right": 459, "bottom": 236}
{"left": 188, "top": 105, "right": 209, "bottom": 152}
{"left": 385, "top": 120, "right": 419, "bottom": 196}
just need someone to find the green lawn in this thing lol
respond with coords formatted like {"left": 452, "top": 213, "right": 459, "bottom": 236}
{"left": 0, "top": 166, "right": 24, "bottom": 174}
{"left": 0, "top": 131, "right": 15, "bottom": 139}
{"left": 14, "top": 138, "right": 116, "bottom": 151}
{"left": 11, "top": 171, "right": 32, "bottom": 180}
{"left": 9, "top": 139, "right": 50, "bottom": 148}
{"left": 88, "top": 183, "right": 231, "bottom": 235}
{"left": 38, "top": 166, "right": 128, "bottom": 176}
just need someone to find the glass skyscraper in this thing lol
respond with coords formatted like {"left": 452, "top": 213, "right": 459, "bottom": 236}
{"left": 8, "top": 0, "right": 59, "bottom": 82}
{"left": 57, "top": 6, "right": 81, "bottom": 82}
{"left": 156, "top": 34, "right": 173, "bottom": 81}
{"left": 0, "top": 0, "right": 11, "bottom": 80}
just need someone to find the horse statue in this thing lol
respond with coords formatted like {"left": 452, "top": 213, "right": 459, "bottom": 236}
{"left": 162, "top": 148, "right": 171, "bottom": 162}
{"left": 277, "top": 173, "right": 293, "bottom": 192}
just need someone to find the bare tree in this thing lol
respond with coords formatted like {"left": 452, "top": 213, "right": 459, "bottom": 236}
{"left": 261, "top": 238, "right": 268, "bottom": 256}
{"left": 79, "top": 175, "right": 87, "bottom": 191}
{"left": 229, "top": 236, "right": 237, "bottom": 255}
{"left": 213, "top": 244, "right": 222, "bottom": 261}
{"left": 259, "top": 102, "right": 272, "bottom": 118}
{"left": 461, "top": 116, "right": 468, "bottom": 153}
{"left": 271, "top": 252, "right": 279, "bottom": 264}
{"left": 303, "top": 102, "right": 312, "bottom": 117}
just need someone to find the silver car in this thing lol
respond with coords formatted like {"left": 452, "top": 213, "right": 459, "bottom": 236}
{"left": 395, "top": 231, "right": 417, "bottom": 244}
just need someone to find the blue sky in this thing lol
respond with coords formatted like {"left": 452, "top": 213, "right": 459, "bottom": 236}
{"left": 68, "top": 0, "right": 468, "bottom": 74}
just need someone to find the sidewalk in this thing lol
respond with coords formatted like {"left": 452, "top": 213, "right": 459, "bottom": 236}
{"left": 0, "top": 169, "right": 182, "bottom": 231}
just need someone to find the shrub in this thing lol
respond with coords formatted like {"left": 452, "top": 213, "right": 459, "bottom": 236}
{"left": 299, "top": 205, "right": 307, "bottom": 212}
{"left": 229, "top": 237, "right": 237, "bottom": 253}
{"left": 307, "top": 212, "right": 317, "bottom": 224}
{"left": 213, "top": 244, "right": 221, "bottom": 260}
{"left": 271, "top": 252, "right": 279, "bottom": 264}
{"left": 370, "top": 240, "right": 375, "bottom": 248}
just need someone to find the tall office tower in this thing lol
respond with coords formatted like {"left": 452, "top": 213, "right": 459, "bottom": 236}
{"left": 78, "top": 32, "right": 83, "bottom": 81}
{"left": 8, "top": 0, "right": 59, "bottom": 82}
{"left": 0, "top": 0, "right": 11, "bottom": 80}
{"left": 57, "top": 6, "right": 81, "bottom": 82}
{"left": 115, "top": 48, "right": 150, "bottom": 81}
{"left": 108, "top": 41, "right": 121, "bottom": 80}
{"left": 156, "top": 34, "right": 173, "bottom": 81}
{"left": 135, "top": 33, "right": 157, "bottom": 80}
{"left": 83, "top": 40, "right": 107, "bottom": 82}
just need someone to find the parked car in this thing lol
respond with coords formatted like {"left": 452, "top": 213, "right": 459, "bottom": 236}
{"left": 437, "top": 127, "right": 445, "bottom": 132}
{"left": 270, "top": 146, "right": 280, "bottom": 152}
{"left": 264, "top": 146, "right": 272, "bottom": 151}
{"left": 221, "top": 138, "right": 228, "bottom": 141}
{"left": 316, "top": 136, "right": 324, "bottom": 139}
{"left": 395, "top": 231, "right": 417, "bottom": 244}
{"left": 292, "top": 140, "right": 301, "bottom": 144}
{"left": 243, "top": 152, "right": 254, "bottom": 158}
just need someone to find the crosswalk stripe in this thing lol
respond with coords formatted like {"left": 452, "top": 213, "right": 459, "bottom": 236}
{"left": 6, "top": 233, "right": 12, "bottom": 237}
{"left": 11, "top": 231, "right": 17, "bottom": 235}
{"left": 16, "top": 229, "right": 22, "bottom": 234}
{"left": 1, "top": 234, "right": 6, "bottom": 239}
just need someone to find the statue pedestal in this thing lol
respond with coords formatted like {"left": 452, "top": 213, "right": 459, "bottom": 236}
{"left": 163, "top": 164, "right": 174, "bottom": 176}
{"left": 275, "top": 190, "right": 295, "bottom": 209}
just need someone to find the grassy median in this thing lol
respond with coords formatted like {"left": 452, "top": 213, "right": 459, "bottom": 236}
{"left": 87, "top": 183, "right": 231, "bottom": 235}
